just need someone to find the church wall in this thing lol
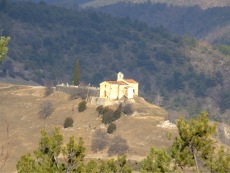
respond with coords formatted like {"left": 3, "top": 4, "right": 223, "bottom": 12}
{"left": 128, "top": 83, "right": 139, "bottom": 96}
{"left": 118, "top": 85, "right": 127, "bottom": 99}
{"left": 126, "top": 87, "right": 134, "bottom": 99}
{"left": 108, "top": 84, "right": 119, "bottom": 99}
{"left": 100, "top": 82, "right": 110, "bottom": 98}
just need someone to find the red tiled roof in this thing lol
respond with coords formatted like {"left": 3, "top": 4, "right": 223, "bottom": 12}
{"left": 105, "top": 81, "right": 128, "bottom": 85}
{"left": 124, "top": 79, "right": 138, "bottom": 84}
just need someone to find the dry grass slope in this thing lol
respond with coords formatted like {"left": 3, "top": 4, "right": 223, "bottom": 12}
{"left": 0, "top": 82, "right": 173, "bottom": 172}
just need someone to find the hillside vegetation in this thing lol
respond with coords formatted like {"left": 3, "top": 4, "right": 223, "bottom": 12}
{"left": 97, "top": 2, "right": 230, "bottom": 45}
{"left": 1, "top": 1, "right": 230, "bottom": 122}
{"left": 80, "top": 0, "right": 230, "bottom": 9}
{"left": 0, "top": 83, "right": 169, "bottom": 172}
{"left": 22, "top": 0, "right": 230, "bottom": 45}
{"left": 15, "top": 113, "right": 230, "bottom": 173}
{"left": 21, "top": 0, "right": 230, "bottom": 10}
{"left": 1, "top": 83, "right": 230, "bottom": 172}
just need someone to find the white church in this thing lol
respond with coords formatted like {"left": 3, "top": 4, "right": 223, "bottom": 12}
{"left": 99, "top": 72, "right": 139, "bottom": 100}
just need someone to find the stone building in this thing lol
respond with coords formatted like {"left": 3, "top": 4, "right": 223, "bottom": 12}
{"left": 100, "top": 72, "right": 138, "bottom": 99}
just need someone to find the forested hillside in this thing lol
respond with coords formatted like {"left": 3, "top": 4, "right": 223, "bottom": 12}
{"left": 16, "top": 0, "right": 230, "bottom": 9}
{"left": 19, "top": 0, "right": 230, "bottom": 45}
{"left": 81, "top": 0, "right": 230, "bottom": 9}
{"left": 97, "top": 2, "right": 230, "bottom": 45}
{"left": 1, "top": 1, "right": 230, "bottom": 122}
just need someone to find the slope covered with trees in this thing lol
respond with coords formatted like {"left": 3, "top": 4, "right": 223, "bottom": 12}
{"left": 1, "top": 1, "right": 230, "bottom": 122}
{"left": 97, "top": 2, "right": 230, "bottom": 45}
{"left": 15, "top": 0, "right": 230, "bottom": 9}
{"left": 81, "top": 0, "right": 230, "bottom": 9}
{"left": 15, "top": 1, "right": 230, "bottom": 44}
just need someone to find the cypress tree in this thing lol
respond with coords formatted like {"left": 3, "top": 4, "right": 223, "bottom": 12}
{"left": 73, "top": 57, "right": 80, "bottom": 86}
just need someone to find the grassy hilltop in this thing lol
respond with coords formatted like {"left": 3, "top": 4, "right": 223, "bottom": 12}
{"left": 0, "top": 82, "right": 170, "bottom": 172}
{"left": 1, "top": 1, "right": 230, "bottom": 124}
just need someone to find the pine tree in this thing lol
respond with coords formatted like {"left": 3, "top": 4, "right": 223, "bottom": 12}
{"left": 16, "top": 128, "right": 64, "bottom": 172}
{"left": 62, "top": 136, "right": 85, "bottom": 172}
{"left": 16, "top": 128, "right": 86, "bottom": 173}
{"left": 73, "top": 57, "right": 80, "bottom": 86}
{"left": 98, "top": 156, "right": 131, "bottom": 173}
{"left": 141, "top": 147, "right": 176, "bottom": 173}
{"left": 141, "top": 112, "right": 230, "bottom": 173}
{"left": 16, "top": 113, "right": 230, "bottom": 173}
{"left": 16, "top": 128, "right": 132, "bottom": 172}
{"left": 170, "top": 112, "right": 217, "bottom": 172}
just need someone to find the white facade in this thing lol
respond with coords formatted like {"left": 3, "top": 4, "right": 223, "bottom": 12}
{"left": 100, "top": 72, "right": 138, "bottom": 100}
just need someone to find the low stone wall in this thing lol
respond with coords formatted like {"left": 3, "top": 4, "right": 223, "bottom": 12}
{"left": 55, "top": 84, "right": 99, "bottom": 97}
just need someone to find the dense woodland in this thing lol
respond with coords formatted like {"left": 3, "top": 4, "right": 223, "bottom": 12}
{"left": 1, "top": 1, "right": 230, "bottom": 122}
{"left": 96, "top": 2, "right": 230, "bottom": 45}
{"left": 63, "top": 0, "right": 230, "bottom": 9}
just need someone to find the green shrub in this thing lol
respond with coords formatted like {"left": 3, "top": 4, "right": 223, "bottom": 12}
{"left": 102, "top": 108, "right": 114, "bottom": 124}
{"left": 215, "top": 44, "right": 230, "bottom": 56}
{"left": 113, "top": 109, "right": 121, "bottom": 120}
{"left": 96, "top": 105, "right": 104, "bottom": 116}
{"left": 78, "top": 101, "right": 87, "bottom": 112}
{"left": 107, "top": 123, "right": 116, "bottom": 134}
{"left": 102, "top": 108, "right": 122, "bottom": 125}
{"left": 64, "top": 117, "right": 74, "bottom": 128}
{"left": 122, "top": 104, "right": 133, "bottom": 115}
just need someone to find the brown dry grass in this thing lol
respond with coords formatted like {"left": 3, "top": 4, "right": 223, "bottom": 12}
{"left": 0, "top": 82, "right": 176, "bottom": 172}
